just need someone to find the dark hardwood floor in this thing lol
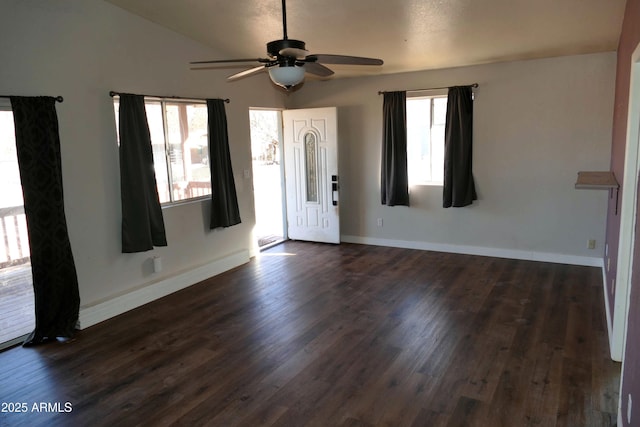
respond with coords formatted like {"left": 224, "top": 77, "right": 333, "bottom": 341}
{"left": 0, "top": 242, "right": 619, "bottom": 426}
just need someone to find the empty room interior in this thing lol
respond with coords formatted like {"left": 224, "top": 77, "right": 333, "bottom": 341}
{"left": 1, "top": 0, "right": 640, "bottom": 425}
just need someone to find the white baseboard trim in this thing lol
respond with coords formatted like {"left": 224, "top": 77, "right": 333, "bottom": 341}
{"left": 340, "top": 235, "right": 603, "bottom": 267}
{"left": 78, "top": 249, "right": 250, "bottom": 330}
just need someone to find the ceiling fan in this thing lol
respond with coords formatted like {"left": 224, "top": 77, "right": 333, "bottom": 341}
{"left": 190, "top": 0, "right": 384, "bottom": 90}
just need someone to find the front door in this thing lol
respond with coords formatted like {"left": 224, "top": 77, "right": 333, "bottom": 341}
{"left": 283, "top": 107, "right": 339, "bottom": 244}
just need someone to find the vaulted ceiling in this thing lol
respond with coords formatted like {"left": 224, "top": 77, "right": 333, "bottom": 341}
{"left": 105, "top": 0, "right": 626, "bottom": 79}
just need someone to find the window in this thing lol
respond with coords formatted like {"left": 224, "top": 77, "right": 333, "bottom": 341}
{"left": 304, "top": 132, "right": 319, "bottom": 203}
{"left": 0, "top": 104, "right": 31, "bottom": 266}
{"left": 0, "top": 101, "right": 35, "bottom": 348}
{"left": 113, "top": 97, "right": 211, "bottom": 204}
{"left": 406, "top": 94, "right": 447, "bottom": 186}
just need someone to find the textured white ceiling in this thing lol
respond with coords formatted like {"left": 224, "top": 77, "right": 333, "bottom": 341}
{"left": 105, "top": 0, "right": 626, "bottom": 78}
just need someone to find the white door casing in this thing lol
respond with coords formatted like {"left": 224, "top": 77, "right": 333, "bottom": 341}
{"left": 283, "top": 107, "right": 339, "bottom": 244}
{"left": 611, "top": 42, "right": 640, "bottom": 363}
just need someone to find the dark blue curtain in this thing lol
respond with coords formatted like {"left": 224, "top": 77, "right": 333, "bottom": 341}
{"left": 118, "top": 94, "right": 167, "bottom": 252}
{"left": 10, "top": 96, "right": 80, "bottom": 346}
{"left": 443, "top": 86, "right": 477, "bottom": 208}
{"left": 207, "top": 99, "right": 241, "bottom": 228}
{"left": 381, "top": 91, "right": 410, "bottom": 206}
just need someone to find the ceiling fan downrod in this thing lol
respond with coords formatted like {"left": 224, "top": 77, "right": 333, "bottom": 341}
{"left": 281, "top": 0, "right": 288, "bottom": 40}
{"left": 267, "top": 0, "right": 306, "bottom": 61}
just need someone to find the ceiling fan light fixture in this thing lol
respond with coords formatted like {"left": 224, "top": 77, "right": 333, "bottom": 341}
{"left": 268, "top": 64, "right": 305, "bottom": 89}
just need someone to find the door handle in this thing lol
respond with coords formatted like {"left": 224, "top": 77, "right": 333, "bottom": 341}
{"left": 331, "top": 176, "right": 339, "bottom": 206}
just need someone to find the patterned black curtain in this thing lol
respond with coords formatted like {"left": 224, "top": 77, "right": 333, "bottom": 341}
{"left": 381, "top": 91, "right": 410, "bottom": 206}
{"left": 207, "top": 99, "right": 241, "bottom": 229}
{"left": 443, "top": 86, "right": 477, "bottom": 208}
{"left": 10, "top": 96, "right": 80, "bottom": 346}
{"left": 118, "top": 94, "right": 167, "bottom": 252}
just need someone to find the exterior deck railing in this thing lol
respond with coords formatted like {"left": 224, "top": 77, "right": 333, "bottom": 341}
{"left": 0, "top": 205, "right": 30, "bottom": 269}
{"left": 160, "top": 181, "right": 212, "bottom": 203}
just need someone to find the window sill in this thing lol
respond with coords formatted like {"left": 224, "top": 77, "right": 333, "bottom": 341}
{"left": 410, "top": 182, "right": 444, "bottom": 187}
{"left": 161, "top": 195, "right": 210, "bottom": 209}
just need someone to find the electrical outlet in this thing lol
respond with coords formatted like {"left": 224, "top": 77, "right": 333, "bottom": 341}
{"left": 377, "top": 218, "right": 383, "bottom": 227}
{"left": 587, "top": 239, "right": 596, "bottom": 249}
{"left": 153, "top": 256, "right": 162, "bottom": 273}
{"left": 628, "top": 393, "right": 633, "bottom": 424}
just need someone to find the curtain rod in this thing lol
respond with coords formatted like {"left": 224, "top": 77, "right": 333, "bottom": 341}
{"left": 378, "top": 83, "right": 478, "bottom": 95}
{"left": 109, "top": 91, "right": 229, "bottom": 103}
{"left": 0, "top": 95, "right": 64, "bottom": 102}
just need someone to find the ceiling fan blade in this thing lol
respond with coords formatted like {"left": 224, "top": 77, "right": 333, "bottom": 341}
{"left": 304, "top": 62, "right": 334, "bottom": 77}
{"left": 310, "top": 54, "right": 384, "bottom": 66}
{"left": 227, "top": 66, "right": 266, "bottom": 81}
{"left": 190, "top": 58, "right": 265, "bottom": 65}
{"left": 279, "top": 47, "right": 310, "bottom": 59}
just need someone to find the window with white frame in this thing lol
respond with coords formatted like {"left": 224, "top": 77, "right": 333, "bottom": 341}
{"left": 406, "top": 94, "right": 447, "bottom": 186}
{"left": 0, "top": 101, "right": 31, "bottom": 266}
{"left": 113, "top": 97, "right": 211, "bottom": 204}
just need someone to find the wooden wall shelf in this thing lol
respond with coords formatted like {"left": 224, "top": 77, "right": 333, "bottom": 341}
{"left": 575, "top": 171, "right": 620, "bottom": 214}
{"left": 575, "top": 171, "right": 619, "bottom": 189}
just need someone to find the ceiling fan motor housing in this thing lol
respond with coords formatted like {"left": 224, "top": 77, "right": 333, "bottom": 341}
{"left": 267, "top": 39, "right": 306, "bottom": 58}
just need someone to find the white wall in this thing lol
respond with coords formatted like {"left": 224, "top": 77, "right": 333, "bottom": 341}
{"left": 289, "top": 53, "right": 615, "bottom": 264}
{"left": 0, "top": 0, "right": 285, "bottom": 321}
